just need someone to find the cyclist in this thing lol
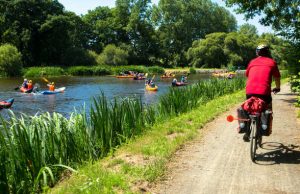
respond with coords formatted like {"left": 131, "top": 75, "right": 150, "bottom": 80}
{"left": 242, "top": 44, "right": 281, "bottom": 141}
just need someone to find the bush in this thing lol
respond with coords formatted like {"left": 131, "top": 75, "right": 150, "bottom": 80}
{"left": 112, "top": 65, "right": 148, "bottom": 75}
{"left": 147, "top": 66, "right": 164, "bottom": 74}
{"left": 67, "top": 66, "right": 112, "bottom": 76}
{"left": 24, "top": 67, "right": 65, "bottom": 77}
{"left": 189, "top": 67, "right": 197, "bottom": 74}
{"left": 0, "top": 44, "right": 22, "bottom": 77}
{"left": 97, "top": 44, "right": 128, "bottom": 66}
{"left": 67, "top": 66, "right": 94, "bottom": 76}
{"left": 93, "top": 66, "right": 112, "bottom": 75}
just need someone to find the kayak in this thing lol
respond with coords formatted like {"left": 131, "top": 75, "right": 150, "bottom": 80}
{"left": 161, "top": 74, "right": 175, "bottom": 78}
{"left": 145, "top": 85, "right": 158, "bottom": 91}
{"left": 116, "top": 75, "right": 135, "bottom": 78}
{"left": 133, "top": 76, "right": 146, "bottom": 80}
{"left": 172, "top": 82, "right": 188, "bottom": 87}
{"left": 212, "top": 72, "right": 236, "bottom": 78}
{"left": 20, "top": 87, "right": 33, "bottom": 93}
{"left": 0, "top": 98, "right": 14, "bottom": 109}
{"left": 40, "top": 87, "right": 66, "bottom": 95}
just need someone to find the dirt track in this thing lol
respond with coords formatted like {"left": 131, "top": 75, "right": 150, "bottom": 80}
{"left": 151, "top": 84, "right": 300, "bottom": 194}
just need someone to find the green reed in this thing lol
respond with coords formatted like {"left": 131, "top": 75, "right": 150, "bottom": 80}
{"left": 0, "top": 78, "right": 245, "bottom": 193}
{"left": 158, "top": 78, "right": 246, "bottom": 116}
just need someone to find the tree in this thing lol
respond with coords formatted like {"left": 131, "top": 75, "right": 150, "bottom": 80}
{"left": 224, "top": 0, "right": 300, "bottom": 42}
{"left": 153, "top": 0, "right": 237, "bottom": 67}
{"left": 97, "top": 44, "right": 129, "bottom": 66}
{"left": 38, "top": 12, "right": 91, "bottom": 66}
{"left": 257, "top": 33, "right": 291, "bottom": 70}
{"left": 0, "top": 44, "right": 22, "bottom": 76}
{"left": 187, "top": 32, "right": 228, "bottom": 68}
{"left": 224, "top": 32, "right": 256, "bottom": 68}
{"left": 125, "top": 0, "right": 159, "bottom": 65}
{"left": 0, "top": 0, "right": 64, "bottom": 66}
{"left": 238, "top": 24, "right": 258, "bottom": 39}
{"left": 82, "top": 6, "right": 117, "bottom": 53}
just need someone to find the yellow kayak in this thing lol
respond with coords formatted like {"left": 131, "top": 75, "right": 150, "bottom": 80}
{"left": 145, "top": 85, "right": 158, "bottom": 91}
{"left": 212, "top": 72, "right": 236, "bottom": 78}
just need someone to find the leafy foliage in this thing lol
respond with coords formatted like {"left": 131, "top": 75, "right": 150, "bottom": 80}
{"left": 152, "top": 0, "right": 237, "bottom": 66}
{"left": 187, "top": 31, "right": 289, "bottom": 70}
{"left": 97, "top": 44, "right": 129, "bottom": 66}
{"left": 225, "top": 0, "right": 300, "bottom": 42}
{"left": 0, "top": 44, "right": 22, "bottom": 76}
{"left": 290, "top": 72, "right": 300, "bottom": 107}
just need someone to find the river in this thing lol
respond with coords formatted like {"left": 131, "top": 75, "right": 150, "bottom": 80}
{"left": 0, "top": 74, "right": 211, "bottom": 117}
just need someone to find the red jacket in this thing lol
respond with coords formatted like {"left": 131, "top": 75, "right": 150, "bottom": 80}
{"left": 246, "top": 56, "right": 280, "bottom": 95}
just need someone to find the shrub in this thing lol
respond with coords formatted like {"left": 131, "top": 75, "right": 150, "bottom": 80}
{"left": 189, "top": 67, "right": 197, "bottom": 74}
{"left": 93, "top": 66, "right": 112, "bottom": 75}
{"left": 67, "top": 66, "right": 94, "bottom": 76}
{"left": 97, "top": 44, "right": 128, "bottom": 66}
{"left": 24, "top": 67, "right": 65, "bottom": 77}
{"left": 112, "top": 65, "right": 148, "bottom": 75}
{"left": 0, "top": 44, "right": 22, "bottom": 77}
{"left": 147, "top": 66, "right": 164, "bottom": 74}
{"left": 67, "top": 66, "right": 112, "bottom": 76}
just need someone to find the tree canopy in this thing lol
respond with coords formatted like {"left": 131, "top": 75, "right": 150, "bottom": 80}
{"left": 225, "top": 0, "right": 300, "bottom": 73}
{"left": 0, "top": 0, "right": 291, "bottom": 72}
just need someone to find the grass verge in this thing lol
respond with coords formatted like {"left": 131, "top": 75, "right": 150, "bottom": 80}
{"left": 51, "top": 90, "right": 245, "bottom": 194}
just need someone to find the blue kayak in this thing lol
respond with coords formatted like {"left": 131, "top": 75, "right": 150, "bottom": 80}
{"left": 39, "top": 87, "right": 66, "bottom": 95}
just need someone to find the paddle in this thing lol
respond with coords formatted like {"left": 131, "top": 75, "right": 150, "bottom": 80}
{"left": 152, "top": 74, "right": 155, "bottom": 80}
{"left": 42, "top": 77, "right": 50, "bottom": 83}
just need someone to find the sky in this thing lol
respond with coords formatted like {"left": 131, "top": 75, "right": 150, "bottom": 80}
{"left": 58, "top": 0, "right": 273, "bottom": 35}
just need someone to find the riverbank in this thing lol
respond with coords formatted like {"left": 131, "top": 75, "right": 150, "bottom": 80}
{"left": 18, "top": 65, "right": 239, "bottom": 78}
{"left": 0, "top": 78, "right": 246, "bottom": 193}
{"left": 51, "top": 90, "right": 246, "bottom": 193}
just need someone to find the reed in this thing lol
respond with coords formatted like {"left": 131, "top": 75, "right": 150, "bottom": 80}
{"left": 0, "top": 78, "right": 245, "bottom": 193}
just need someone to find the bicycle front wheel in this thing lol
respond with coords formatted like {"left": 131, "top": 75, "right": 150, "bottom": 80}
{"left": 250, "top": 120, "right": 258, "bottom": 162}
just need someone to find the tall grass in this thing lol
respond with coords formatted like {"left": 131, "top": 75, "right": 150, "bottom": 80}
{"left": 0, "top": 78, "right": 245, "bottom": 193}
{"left": 24, "top": 67, "right": 65, "bottom": 77}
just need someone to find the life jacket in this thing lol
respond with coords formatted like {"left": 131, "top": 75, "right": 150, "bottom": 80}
{"left": 27, "top": 83, "right": 33, "bottom": 90}
{"left": 241, "top": 96, "right": 266, "bottom": 115}
{"left": 49, "top": 85, "right": 55, "bottom": 91}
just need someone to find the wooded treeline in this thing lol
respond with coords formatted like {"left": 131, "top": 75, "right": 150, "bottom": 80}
{"left": 0, "top": 0, "right": 297, "bottom": 76}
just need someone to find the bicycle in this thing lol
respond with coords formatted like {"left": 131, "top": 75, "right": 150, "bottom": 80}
{"left": 227, "top": 109, "right": 266, "bottom": 162}
{"left": 248, "top": 113, "right": 263, "bottom": 162}
{"left": 228, "top": 89, "right": 280, "bottom": 162}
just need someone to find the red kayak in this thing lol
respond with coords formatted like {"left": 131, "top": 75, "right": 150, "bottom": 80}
{"left": 172, "top": 82, "right": 188, "bottom": 87}
{"left": 0, "top": 98, "right": 14, "bottom": 109}
{"left": 20, "top": 87, "right": 33, "bottom": 93}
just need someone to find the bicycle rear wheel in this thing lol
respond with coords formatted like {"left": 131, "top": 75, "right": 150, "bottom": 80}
{"left": 250, "top": 120, "right": 258, "bottom": 162}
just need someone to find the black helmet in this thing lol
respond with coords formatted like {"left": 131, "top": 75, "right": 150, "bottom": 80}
{"left": 256, "top": 44, "right": 270, "bottom": 57}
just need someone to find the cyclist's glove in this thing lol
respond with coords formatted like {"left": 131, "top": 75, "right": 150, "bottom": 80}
{"left": 272, "top": 88, "right": 280, "bottom": 94}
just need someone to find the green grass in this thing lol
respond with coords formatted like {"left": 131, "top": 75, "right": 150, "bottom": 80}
{"left": 24, "top": 67, "right": 65, "bottom": 77}
{"left": 51, "top": 90, "right": 245, "bottom": 194}
{"left": 0, "top": 78, "right": 246, "bottom": 193}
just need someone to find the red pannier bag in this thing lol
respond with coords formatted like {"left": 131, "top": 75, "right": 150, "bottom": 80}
{"left": 241, "top": 96, "right": 266, "bottom": 115}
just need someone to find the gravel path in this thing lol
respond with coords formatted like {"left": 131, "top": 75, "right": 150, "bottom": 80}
{"left": 151, "top": 83, "right": 300, "bottom": 194}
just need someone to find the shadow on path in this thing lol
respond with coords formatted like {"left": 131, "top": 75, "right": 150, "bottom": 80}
{"left": 255, "top": 142, "right": 300, "bottom": 165}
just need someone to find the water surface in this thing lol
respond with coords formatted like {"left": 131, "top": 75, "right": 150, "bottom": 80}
{"left": 0, "top": 74, "right": 210, "bottom": 116}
